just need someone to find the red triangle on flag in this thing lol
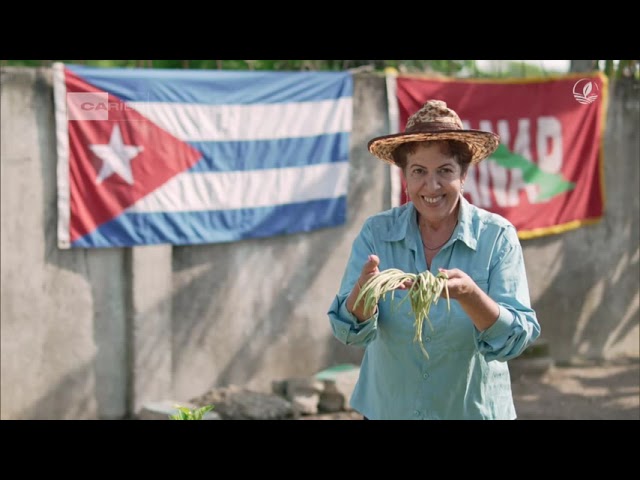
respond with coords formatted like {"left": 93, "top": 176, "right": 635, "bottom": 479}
{"left": 63, "top": 70, "right": 203, "bottom": 243}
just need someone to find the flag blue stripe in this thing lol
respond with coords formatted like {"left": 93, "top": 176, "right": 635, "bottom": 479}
{"left": 188, "top": 133, "right": 350, "bottom": 173}
{"left": 66, "top": 65, "right": 353, "bottom": 105}
{"left": 71, "top": 197, "right": 348, "bottom": 247}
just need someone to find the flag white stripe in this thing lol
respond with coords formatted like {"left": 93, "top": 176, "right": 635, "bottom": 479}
{"left": 127, "top": 98, "right": 353, "bottom": 142}
{"left": 386, "top": 73, "right": 402, "bottom": 209}
{"left": 127, "top": 163, "right": 349, "bottom": 213}
{"left": 53, "top": 63, "right": 71, "bottom": 248}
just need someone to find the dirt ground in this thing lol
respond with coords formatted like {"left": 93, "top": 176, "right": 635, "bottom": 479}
{"left": 509, "top": 356, "right": 639, "bottom": 420}
{"left": 299, "top": 356, "right": 639, "bottom": 420}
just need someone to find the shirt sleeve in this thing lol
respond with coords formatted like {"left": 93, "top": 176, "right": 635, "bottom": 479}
{"left": 327, "top": 221, "right": 378, "bottom": 348}
{"left": 474, "top": 225, "right": 541, "bottom": 362}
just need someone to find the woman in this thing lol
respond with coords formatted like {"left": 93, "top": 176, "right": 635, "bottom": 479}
{"left": 327, "top": 99, "right": 540, "bottom": 420}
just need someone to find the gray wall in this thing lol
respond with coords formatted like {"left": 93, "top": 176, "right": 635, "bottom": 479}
{"left": 524, "top": 78, "right": 639, "bottom": 363}
{"left": 1, "top": 67, "right": 638, "bottom": 420}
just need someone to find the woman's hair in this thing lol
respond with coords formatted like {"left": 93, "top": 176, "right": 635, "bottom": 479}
{"left": 392, "top": 140, "right": 473, "bottom": 174}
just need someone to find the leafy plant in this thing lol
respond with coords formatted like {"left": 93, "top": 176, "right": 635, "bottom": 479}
{"left": 168, "top": 404, "right": 214, "bottom": 420}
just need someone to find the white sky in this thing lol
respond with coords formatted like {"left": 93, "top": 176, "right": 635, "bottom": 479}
{"left": 476, "top": 60, "right": 571, "bottom": 72}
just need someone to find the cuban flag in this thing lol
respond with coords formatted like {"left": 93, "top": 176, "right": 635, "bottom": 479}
{"left": 52, "top": 63, "right": 353, "bottom": 248}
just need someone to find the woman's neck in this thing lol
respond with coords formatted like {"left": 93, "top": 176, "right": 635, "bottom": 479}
{"left": 418, "top": 208, "right": 459, "bottom": 234}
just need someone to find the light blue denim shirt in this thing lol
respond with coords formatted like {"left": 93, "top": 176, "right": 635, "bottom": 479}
{"left": 328, "top": 197, "right": 540, "bottom": 420}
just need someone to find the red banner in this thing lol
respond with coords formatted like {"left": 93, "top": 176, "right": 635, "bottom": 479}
{"left": 391, "top": 72, "right": 607, "bottom": 239}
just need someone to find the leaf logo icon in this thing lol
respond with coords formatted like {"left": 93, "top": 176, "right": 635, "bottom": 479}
{"left": 573, "top": 78, "right": 599, "bottom": 104}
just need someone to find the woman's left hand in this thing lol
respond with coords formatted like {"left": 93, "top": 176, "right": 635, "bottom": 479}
{"left": 437, "top": 267, "right": 500, "bottom": 331}
{"left": 437, "top": 268, "right": 477, "bottom": 300}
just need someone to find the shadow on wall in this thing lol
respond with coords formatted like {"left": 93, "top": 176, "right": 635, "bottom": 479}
{"left": 32, "top": 68, "right": 130, "bottom": 420}
{"left": 168, "top": 147, "right": 381, "bottom": 392}
{"left": 19, "top": 361, "right": 97, "bottom": 419}
{"left": 528, "top": 78, "right": 640, "bottom": 364}
{"left": 170, "top": 230, "right": 354, "bottom": 391}
{"left": 529, "top": 228, "right": 639, "bottom": 363}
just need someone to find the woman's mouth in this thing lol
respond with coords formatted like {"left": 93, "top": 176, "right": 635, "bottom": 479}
{"left": 422, "top": 195, "right": 444, "bottom": 205}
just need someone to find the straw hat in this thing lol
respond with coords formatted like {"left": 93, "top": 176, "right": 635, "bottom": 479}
{"left": 368, "top": 99, "right": 500, "bottom": 166}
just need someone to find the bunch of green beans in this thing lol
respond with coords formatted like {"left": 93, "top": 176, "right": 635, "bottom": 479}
{"left": 354, "top": 268, "right": 450, "bottom": 359}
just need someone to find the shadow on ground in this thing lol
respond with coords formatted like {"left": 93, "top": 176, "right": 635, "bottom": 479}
{"left": 299, "top": 356, "right": 640, "bottom": 420}
{"left": 511, "top": 356, "right": 639, "bottom": 420}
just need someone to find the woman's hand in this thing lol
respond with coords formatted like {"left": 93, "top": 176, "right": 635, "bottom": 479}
{"left": 437, "top": 267, "right": 477, "bottom": 300}
{"left": 347, "top": 255, "right": 412, "bottom": 322}
{"left": 357, "top": 254, "right": 380, "bottom": 289}
{"left": 438, "top": 267, "right": 500, "bottom": 331}
{"left": 347, "top": 255, "right": 380, "bottom": 322}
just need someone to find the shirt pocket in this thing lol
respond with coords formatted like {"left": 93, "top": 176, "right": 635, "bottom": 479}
{"left": 376, "top": 290, "right": 418, "bottom": 345}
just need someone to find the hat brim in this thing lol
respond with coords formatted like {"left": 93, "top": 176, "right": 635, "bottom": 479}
{"left": 368, "top": 130, "right": 500, "bottom": 166}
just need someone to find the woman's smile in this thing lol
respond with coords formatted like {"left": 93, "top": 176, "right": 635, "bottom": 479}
{"left": 420, "top": 194, "right": 445, "bottom": 205}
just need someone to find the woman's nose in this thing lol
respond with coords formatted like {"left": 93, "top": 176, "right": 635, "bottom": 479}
{"left": 424, "top": 174, "right": 440, "bottom": 190}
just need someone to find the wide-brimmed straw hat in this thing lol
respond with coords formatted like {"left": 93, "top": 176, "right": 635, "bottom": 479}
{"left": 368, "top": 99, "right": 500, "bottom": 166}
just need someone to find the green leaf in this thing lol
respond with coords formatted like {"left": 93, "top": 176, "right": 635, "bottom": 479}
{"left": 168, "top": 404, "right": 214, "bottom": 420}
{"left": 489, "top": 144, "right": 575, "bottom": 202}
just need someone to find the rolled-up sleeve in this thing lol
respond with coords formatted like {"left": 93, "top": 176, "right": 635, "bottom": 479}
{"left": 474, "top": 226, "right": 541, "bottom": 361}
{"left": 328, "top": 294, "right": 377, "bottom": 346}
{"left": 327, "top": 221, "right": 379, "bottom": 348}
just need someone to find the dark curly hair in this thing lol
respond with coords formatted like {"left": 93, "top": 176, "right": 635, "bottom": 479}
{"left": 391, "top": 140, "right": 473, "bottom": 175}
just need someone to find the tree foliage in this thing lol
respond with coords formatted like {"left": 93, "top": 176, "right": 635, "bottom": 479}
{"left": 1, "top": 59, "right": 636, "bottom": 79}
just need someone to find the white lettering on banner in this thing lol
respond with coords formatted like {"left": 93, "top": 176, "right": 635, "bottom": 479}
{"left": 469, "top": 161, "right": 491, "bottom": 206}
{"left": 537, "top": 117, "right": 563, "bottom": 173}
{"left": 480, "top": 119, "right": 509, "bottom": 207}
{"left": 461, "top": 119, "right": 485, "bottom": 207}
{"left": 460, "top": 116, "right": 563, "bottom": 209}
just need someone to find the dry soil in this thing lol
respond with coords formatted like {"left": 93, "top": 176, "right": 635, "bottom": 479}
{"left": 299, "top": 356, "right": 639, "bottom": 420}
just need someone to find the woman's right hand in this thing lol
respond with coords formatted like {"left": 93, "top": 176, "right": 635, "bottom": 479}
{"left": 358, "top": 254, "right": 380, "bottom": 290}
{"left": 347, "top": 254, "right": 380, "bottom": 322}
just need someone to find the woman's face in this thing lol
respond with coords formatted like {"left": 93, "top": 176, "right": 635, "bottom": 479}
{"left": 404, "top": 142, "right": 466, "bottom": 226}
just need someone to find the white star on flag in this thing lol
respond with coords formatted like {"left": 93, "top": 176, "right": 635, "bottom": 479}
{"left": 90, "top": 124, "right": 143, "bottom": 185}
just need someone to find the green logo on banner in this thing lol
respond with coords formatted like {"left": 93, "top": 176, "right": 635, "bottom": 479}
{"left": 489, "top": 144, "right": 575, "bottom": 202}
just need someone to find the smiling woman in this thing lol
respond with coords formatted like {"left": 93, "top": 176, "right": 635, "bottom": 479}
{"left": 327, "top": 99, "right": 541, "bottom": 420}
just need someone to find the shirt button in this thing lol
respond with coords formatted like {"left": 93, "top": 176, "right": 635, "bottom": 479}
{"left": 424, "top": 337, "right": 431, "bottom": 342}
{"left": 414, "top": 410, "right": 420, "bottom": 416}
{"left": 341, "top": 328, "right": 347, "bottom": 334}
{"left": 423, "top": 373, "right": 430, "bottom": 379}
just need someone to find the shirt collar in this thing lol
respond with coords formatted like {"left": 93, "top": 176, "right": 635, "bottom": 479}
{"left": 456, "top": 196, "right": 478, "bottom": 251}
{"left": 380, "top": 196, "right": 479, "bottom": 251}
{"left": 380, "top": 202, "right": 415, "bottom": 244}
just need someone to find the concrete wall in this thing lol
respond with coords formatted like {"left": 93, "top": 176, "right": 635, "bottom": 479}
{"left": 525, "top": 77, "right": 639, "bottom": 364}
{"left": 1, "top": 67, "right": 638, "bottom": 419}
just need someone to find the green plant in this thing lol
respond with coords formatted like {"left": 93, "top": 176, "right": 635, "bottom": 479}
{"left": 168, "top": 404, "right": 214, "bottom": 420}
